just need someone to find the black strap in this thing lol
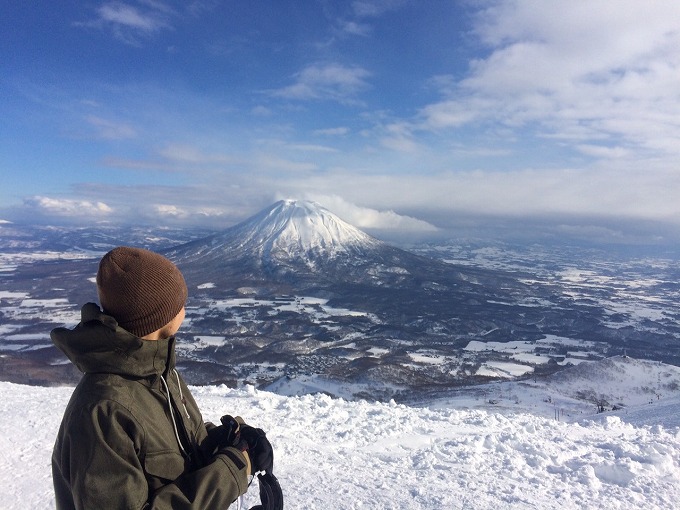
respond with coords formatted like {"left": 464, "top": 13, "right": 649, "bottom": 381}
{"left": 249, "top": 472, "right": 283, "bottom": 510}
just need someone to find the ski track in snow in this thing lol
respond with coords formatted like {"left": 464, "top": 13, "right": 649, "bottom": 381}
{"left": 1, "top": 382, "right": 679, "bottom": 509}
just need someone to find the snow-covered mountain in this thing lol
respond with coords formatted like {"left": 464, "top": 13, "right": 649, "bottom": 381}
{"left": 164, "top": 199, "right": 497, "bottom": 299}
{"left": 166, "top": 200, "right": 385, "bottom": 275}
{"left": 232, "top": 199, "right": 383, "bottom": 259}
{"left": 3, "top": 355, "right": 680, "bottom": 509}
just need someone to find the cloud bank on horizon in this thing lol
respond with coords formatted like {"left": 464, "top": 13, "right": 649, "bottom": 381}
{"left": 2, "top": 1, "right": 680, "bottom": 244}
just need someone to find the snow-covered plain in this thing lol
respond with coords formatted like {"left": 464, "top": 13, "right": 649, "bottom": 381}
{"left": 2, "top": 374, "right": 679, "bottom": 509}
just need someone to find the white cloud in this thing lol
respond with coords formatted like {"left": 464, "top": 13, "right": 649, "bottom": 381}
{"left": 314, "top": 127, "right": 350, "bottom": 136}
{"left": 279, "top": 160, "right": 680, "bottom": 228}
{"left": 288, "top": 144, "right": 339, "bottom": 153}
{"left": 98, "top": 3, "right": 166, "bottom": 31}
{"left": 351, "top": 0, "right": 408, "bottom": 18}
{"left": 11, "top": 150, "right": 680, "bottom": 240}
{"left": 255, "top": 155, "right": 319, "bottom": 173}
{"left": 576, "top": 145, "right": 630, "bottom": 159}
{"left": 158, "top": 144, "right": 234, "bottom": 165}
{"left": 419, "top": 98, "right": 486, "bottom": 129}
{"left": 18, "top": 184, "right": 248, "bottom": 229}
{"left": 272, "top": 63, "right": 371, "bottom": 103}
{"left": 418, "top": 1, "right": 680, "bottom": 159}
{"left": 379, "top": 122, "right": 420, "bottom": 153}
{"left": 300, "top": 194, "right": 438, "bottom": 232}
{"left": 25, "top": 196, "right": 113, "bottom": 218}
{"left": 101, "top": 156, "right": 173, "bottom": 172}
{"left": 251, "top": 105, "right": 274, "bottom": 117}
{"left": 85, "top": 115, "right": 137, "bottom": 140}
{"left": 341, "top": 20, "right": 371, "bottom": 37}
{"left": 153, "top": 204, "right": 188, "bottom": 218}
{"left": 76, "top": 1, "right": 174, "bottom": 45}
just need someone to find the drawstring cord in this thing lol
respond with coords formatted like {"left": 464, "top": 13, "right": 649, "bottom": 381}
{"left": 160, "top": 374, "right": 188, "bottom": 457}
{"left": 161, "top": 371, "right": 249, "bottom": 509}
{"left": 173, "top": 369, "right": 191, "bottom": 421}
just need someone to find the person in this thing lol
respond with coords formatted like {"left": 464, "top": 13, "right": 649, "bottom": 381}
{"left": 51, "top": 246, "right": 273, "bottom": 509}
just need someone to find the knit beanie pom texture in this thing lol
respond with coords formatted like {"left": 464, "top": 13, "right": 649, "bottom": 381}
{"left": 96, "top": 247, "right": 188, "bottom": 338}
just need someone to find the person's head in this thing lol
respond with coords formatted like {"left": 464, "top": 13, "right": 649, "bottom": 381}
{"left": 96, "top": 247, "right": 188, "bottom": 340}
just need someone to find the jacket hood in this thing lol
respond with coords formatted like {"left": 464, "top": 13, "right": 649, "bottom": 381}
{"left": 51, "top": 302, "right": 177, "bottom": 378}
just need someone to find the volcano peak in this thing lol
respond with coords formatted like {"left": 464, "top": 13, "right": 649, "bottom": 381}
{"left": 166, "top": 200, "right": 388, "bottom": 278}
{"left": 246, "top": 200, "right": 380, "bottom": 257}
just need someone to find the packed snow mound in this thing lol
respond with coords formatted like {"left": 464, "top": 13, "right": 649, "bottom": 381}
{"left": 2, "top": 381, "right": 679, "bottom": 509}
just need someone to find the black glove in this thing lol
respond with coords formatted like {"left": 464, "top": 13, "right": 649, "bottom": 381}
{"left": 206, "top": 416, "right": 241, "bottom": 454}
{"left": 217, "top": 415, "right": 273, "bottom": 474}
{"left": 216, "top": 415, "right": 242, "bottom": 446}
{"left": 238, "top": 423, "right": 274, "bottom": 475}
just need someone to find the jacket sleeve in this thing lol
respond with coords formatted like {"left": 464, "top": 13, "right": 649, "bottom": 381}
{"left": 147, "top": 449, "right": 250, "bottom": 509}
{"left": 54, "top": 400, "right": 249, "bottom": 510}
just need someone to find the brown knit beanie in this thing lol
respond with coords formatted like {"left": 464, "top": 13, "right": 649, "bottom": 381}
{"left": 96, "top": 246, "right": 188, "bottom": 337}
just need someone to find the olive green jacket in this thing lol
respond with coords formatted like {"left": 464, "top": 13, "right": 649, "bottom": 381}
{"left": 51, "top": 303, "right": 249, "bottom": 509}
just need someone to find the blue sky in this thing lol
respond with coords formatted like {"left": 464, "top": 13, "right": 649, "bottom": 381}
{"left": 2, "top": 1, "right": 680, "bottom": 245}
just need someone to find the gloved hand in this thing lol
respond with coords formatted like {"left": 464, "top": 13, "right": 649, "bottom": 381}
{"left": 219, "top": 415, "right": 274, "bottom": 474}
{"left": 239, "top": 424, "right": 274, "bottom": 475}
{"left": 206, "top": 416, "right": 241, "bottom": 453}
{"left": 201, "top": 415, "right": 250, "bottom": 476}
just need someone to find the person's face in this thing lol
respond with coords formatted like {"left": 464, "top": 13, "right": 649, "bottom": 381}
{"left": 165, "top": 307, "right": 185, "bottom": 337}
{"left": 144, "top": 307, "right": 185, "bottom": 340}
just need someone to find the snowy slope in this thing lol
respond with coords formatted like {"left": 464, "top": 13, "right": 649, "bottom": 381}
{"left": 2, "top": 380, "right": 679, "bottom": 510}
{"left": 420, "top": 356, "right": 680, "bottom": 425}
{"left": 244, "top": 199, "right": 382, "bottom": 259}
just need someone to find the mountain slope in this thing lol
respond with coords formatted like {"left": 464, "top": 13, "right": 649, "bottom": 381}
{"left": 422, "top": 355, "right": 680, "bottom": 420}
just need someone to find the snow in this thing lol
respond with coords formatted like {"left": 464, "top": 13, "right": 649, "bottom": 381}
{"left": 227, "top": 200, "right": 383, "bottom": 262}
{"left": 193, "top": 335, "right": 228, "bottom": 347}
{"left": 2, "top": 376, "right": 680, "bottom": 509}
{"left": 259, "top": 200, "right": 381, "bottom": 256}
{"left": 477, "top": 361, "right": 534, "bottom": 378}
{"left": 0, "top": 295, "right": 80, "bottom": 327}
{"left": 200, "top": 296, "right": 370, "bottom": 319}
{"left": 183, "top": 296, "right": 375, "bottom": 347}
{"left": 0, "top": 250, "right": 100, "bottom": 274}
{"left": 0, "top": 291, "right": 30, "bottom": 299}
{"left": 464, "top": 336, "right": 607, "bottom": 369}
{"left": 20, "top": 298, "right": 70, "bottom": 308}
